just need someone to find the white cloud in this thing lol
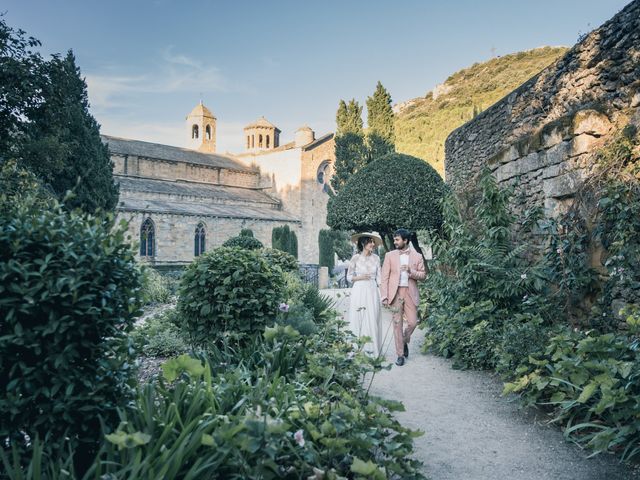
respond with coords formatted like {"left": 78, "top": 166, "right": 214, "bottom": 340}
{"left": 85, "top": 47, "right": 230, "bottom": 111}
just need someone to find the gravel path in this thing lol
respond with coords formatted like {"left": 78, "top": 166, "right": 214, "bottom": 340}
{"left": 322, "top": 288, "right": 639, "bottom": 480}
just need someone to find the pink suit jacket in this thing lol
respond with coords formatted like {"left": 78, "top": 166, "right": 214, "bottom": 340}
{"left": 380, "top": 248, "right": 427, "bottom": 306}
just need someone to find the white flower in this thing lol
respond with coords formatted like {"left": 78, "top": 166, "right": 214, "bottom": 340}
{"left": 520, "top": 273, "right": 527, "bottom": 280}
{"left": 556, "top": 247, "right": 563, "bottom": 254}
{"left": 293, "top": 429, "right": 305, "bottom": 447}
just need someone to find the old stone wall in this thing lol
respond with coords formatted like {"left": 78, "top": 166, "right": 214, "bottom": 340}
{"left": 119, "top": 211, "right": 301, "bottom": 265}
{"left": 445, "top": 0, "right": 640, "bottom": 217}
{"left": 111, "top": 154, "right": 259, "bottom": 188}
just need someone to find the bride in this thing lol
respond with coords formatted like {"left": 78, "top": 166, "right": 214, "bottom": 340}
{"left": 346, "top": 232, "right": 383, "bottom": 357}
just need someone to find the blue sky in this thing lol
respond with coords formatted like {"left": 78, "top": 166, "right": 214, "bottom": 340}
{"left": 2, "top": 0, "right": 631, "bottom": 153}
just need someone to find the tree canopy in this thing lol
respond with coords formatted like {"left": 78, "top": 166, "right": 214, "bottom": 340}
{"left": 326, "top": 152, "right": 447, "bottom": 249}
{"left": 0, "top": 17, "right": 118, "bottom": 213}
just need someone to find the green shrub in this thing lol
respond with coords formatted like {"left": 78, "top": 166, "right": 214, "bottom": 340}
{"left": 495, "top": 313, "right": 552, "bottom": 376}
{"left": 261, "top": 247, "right": 298, "bottom": 272}
{"left": 299, "top": 283, "right": 335, "bottom": 325}
{"left": 131, "top": 308, "right": 189, "bottom": 357}
{"left": 504, "top": 309, "right": 640, "bottom": 460}
{"left": 222, "top": 234, "right": 263, "bottom": 250}
{"left": 140, "top": 267, "right": 173, "bottom": 304}
{"left": 176, "top": 246, "right": 286, "bottom": 347}
{"left": 239, "top": 228, "right": 254, "bottom": 237}
{"left": 0, "top": 194, "right": 143, "bottom": 465}
{"left": 423, "top": 171, "right": 554, "bottom": 369}
{"left": 276, "top": 303, "right": 318, "bottom": 336}
{"left": 14, "top": 316, "right": 425, "bottom": 479}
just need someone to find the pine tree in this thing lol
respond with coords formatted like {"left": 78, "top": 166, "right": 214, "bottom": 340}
{"left": 366, "top": 81, "right": 395, "bottom": 161}
{"left": 331, "top": 99, "right": 366, "bottom": 192}
{"left": 18, "top": 51, "right": 119, "bottom": 212}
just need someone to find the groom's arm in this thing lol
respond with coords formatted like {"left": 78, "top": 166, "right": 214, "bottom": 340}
{"left": 410, "top": 255, "right": 427, "bottom": 282}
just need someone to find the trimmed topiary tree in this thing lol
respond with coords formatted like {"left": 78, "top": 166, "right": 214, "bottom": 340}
{"left": 261, "top": 247, "right": 299, "bottom": 273}
{"left": 326, "top": 152, "right": 447, "bottom": 250}
{"left": 177, "top": 246, "right": 286, "bottom": 347}
{"left": 222, "top": 234, "right": 263, "bottom": 250}
{"left": 0, "top": 190, "right": 143, "bottom": 467}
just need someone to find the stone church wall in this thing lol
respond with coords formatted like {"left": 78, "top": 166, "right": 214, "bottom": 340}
{"left": 111, "top": 154, "right": 259, "bottom": 188}
{"left": 299, "top": 137, "right": 335, "bottom": 264}
{"left": 445, "top": 0, "right": 640, "bottom": 217}
{"left": 119, "top": 211, "right": 301, "bottom": 265}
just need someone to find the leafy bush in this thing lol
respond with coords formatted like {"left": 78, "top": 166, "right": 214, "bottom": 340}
{"left": 140, "top": 267, "right": 173, "bottom": 304}
{"left": 423, "top": 171, "right": 554, "bottom": 370}
{"left": 222, "top": 234, "right": 263, "bottom": 250}
{"left": 0, "top": 193, "right": 143, "bottom": 466}
{"left": 7, "top": 316, "right": 425, "bottom": 479}
{"left": 131, "top": 308, "right": 189, "bottom": 357}
{"left": 327, "top": 152, "right": 447, "bottom": 248}
{"left": 504, "top": 309, "right": 640, "bottom": 460}
{"left": 261, "top": 247, "right": 298, "bottom": 273}
{"left": 239, "top": 228, "right": 254, "bottom": 237}
{"left": 176, "top": 246, "right": 286, "bottom": 347}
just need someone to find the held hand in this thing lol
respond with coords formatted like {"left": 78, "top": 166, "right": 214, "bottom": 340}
{"left": 400, "top": 265, "right": 409, "bottom": 272}
{"left": 382, "top": 299, "right": 389, "bottom": 307}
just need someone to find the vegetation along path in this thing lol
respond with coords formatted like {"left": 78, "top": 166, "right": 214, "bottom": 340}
{"left": 323, "top": 288, "right": 639, "bottom": 480}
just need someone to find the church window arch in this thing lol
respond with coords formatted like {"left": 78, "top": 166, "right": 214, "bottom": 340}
{"left": 251, "top": 135, "right": 255, "bottom": 148}
{"left": 316, "top": 160, "right": 332, "bottom": 194}
{"left": 194, "top": 222, "right": 206, "bottom": 257}
{"left": 247, "top": 136, "right": 250, "bottom": 149}
{"left": 192, "top": 124, "right": 199, "bottom": 139}
{"left": 266, "top": 135, "right": 270, "bottom": 148}
{"left": 205, "top": 124, "right": 212, "bottom": 140}
{"left": 258, "top": 134, "right": 263, "bottom": 148}
{"left": 140, "top": 218, "right": 155, "bottom": 257}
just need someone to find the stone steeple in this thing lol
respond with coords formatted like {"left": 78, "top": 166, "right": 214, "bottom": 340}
{"left": 186, "top": 101, "right": 216, "bottom": 153}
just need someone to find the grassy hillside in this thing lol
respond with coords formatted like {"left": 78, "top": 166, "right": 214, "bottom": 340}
{"left": 394, "top": 47, "right": 569, "bottom": 176}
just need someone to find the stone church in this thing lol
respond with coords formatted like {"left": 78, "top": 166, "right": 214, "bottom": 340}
{"left": 103, "top": 102, "right": 335, "bottom": 266}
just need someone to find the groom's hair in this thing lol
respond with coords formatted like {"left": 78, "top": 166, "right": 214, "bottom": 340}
{"left": 393, "top": 228, "right": 411, "bottom": 241}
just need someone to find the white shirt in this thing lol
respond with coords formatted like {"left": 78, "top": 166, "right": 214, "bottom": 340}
{"left": 399, "top": 250, "right": 410, "bottom": 287}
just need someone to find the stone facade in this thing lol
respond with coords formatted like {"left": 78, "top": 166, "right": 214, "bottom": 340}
{"left": 236, "top": 128, "right": 335, "bottom": 264}
{"left": 445, "top": 0, "right": 640, "bottom": 217}
{"left": 104, "top": 104, "right": 334, "bottom": 266}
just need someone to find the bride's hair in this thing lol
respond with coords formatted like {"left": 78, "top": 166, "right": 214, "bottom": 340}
{"left": 357, "top": 236, "right": 374, "bottom": 253}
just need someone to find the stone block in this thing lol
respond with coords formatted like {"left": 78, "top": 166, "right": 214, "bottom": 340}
{"left": 573, "top": 109, "right": 612, "bottom": 136}
{"left": 543, "top": 169, "right": 585, "bottom": 199}
{"left": 571, "top": 134, "right": 600, "bottom": 156}
{"left": 544, "top": 141, "right": 571, "bottom": 166}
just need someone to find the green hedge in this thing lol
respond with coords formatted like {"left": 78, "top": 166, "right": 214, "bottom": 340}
{"left": 272, "top": 225, "right": 298, "bottom": 258}
{"left": 0, "top": 194, "right": 143, "bottom": 464}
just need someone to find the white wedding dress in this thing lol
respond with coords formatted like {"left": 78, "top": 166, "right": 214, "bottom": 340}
{"left": 346, "top": 253, "right": 382, "bottom": 357}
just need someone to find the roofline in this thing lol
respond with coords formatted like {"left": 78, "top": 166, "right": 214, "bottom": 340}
{"left": 302, "top": 132, "right": 334, "bottom": 151}
{"left": 101, "top": 135, "right": 257, "bottom": 174}
{"left": 117, "top": 205, "right": 301, "bottom": 223}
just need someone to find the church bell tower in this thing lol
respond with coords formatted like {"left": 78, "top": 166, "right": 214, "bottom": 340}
{"left": 186, "top": 101, "right": 216, "bottom": 153}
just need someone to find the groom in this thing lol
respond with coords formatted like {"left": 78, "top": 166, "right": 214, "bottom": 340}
{"left": 380, "top": 229, "right": 427, "bottom": 366}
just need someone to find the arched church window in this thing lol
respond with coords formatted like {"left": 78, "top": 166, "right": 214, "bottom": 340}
{"left": 259, "top": 134, "right": 263, "bottom": 148}
{"left": 140, "top": 218, "right": 155, "bottom": 257}
{"left": 251, "top": 135, "right": 255, "bottom": 148}
{"left": 205, "top": 125, "right": 212, "bottom": 140}
{"left": 194, "top": 223, "right": 206, "bottom": 257}
{"left": 247, "top": 136, "right": 250, "bottom": 149}
{"left": 192, "top": 124, "right": 199, "bottom": 139}
{"left": 266, "top": 135, "right": 270, "bottom": 148}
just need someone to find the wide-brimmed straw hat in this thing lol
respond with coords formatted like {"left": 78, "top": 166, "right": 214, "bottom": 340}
{"left": 350, "top": 232, "right": 383, "bottom": 248}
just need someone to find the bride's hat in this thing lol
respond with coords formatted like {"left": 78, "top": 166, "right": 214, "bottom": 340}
{"left": 350, "top": 231, "right": 383, "bottom": 248}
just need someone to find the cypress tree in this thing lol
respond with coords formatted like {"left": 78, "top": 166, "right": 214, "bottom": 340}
{"left": 331, "top": 99, "right": 366, "bottom": 192}
{"left": 366, "top": 81, "right": 395, "bottom": 161}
